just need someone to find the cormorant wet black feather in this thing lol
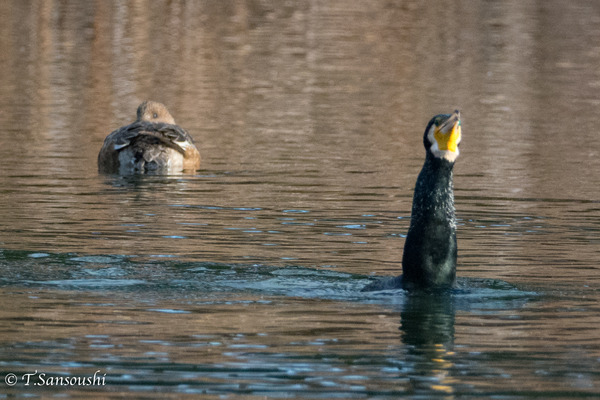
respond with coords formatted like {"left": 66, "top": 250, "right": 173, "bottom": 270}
{"left": 401, "top": 153, "right": 457, "bottom": 289}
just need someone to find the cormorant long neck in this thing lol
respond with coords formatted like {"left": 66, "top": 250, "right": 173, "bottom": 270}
{"left": 401, "top": 152, "right": 457, "bottom": 289}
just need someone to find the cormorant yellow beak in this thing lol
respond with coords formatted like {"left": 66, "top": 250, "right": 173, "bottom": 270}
{"left": 434, "top": 110, "right": 461, "bottom": 153}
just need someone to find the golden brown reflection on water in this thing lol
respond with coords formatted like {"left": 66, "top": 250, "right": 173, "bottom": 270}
{"left": 0, "top": 0, "right": 598, "bottom": 275}
{"left": 0, "top": 0, "right": 599, "bottom": 398}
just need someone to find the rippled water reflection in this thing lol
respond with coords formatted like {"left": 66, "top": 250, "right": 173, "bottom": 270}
{"left": 1, "top": 0, "right": 599, "bottom": 398}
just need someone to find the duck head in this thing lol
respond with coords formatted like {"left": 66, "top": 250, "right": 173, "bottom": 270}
{"left": 136, "top": 101, "right": 176, "bottom": 125}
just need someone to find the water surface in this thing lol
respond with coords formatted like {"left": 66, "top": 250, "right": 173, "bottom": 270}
{"left": 0, "top": 0, "right": 599, "bottom": 398}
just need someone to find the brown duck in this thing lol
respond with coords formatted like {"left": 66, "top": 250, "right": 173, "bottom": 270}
{"left": 98, "top": 101, "right": 201, "bottom": 174}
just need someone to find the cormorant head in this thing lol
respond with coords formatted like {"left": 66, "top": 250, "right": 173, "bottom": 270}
{"left": 423, "top": 110, "right": 462, "bottom": 163}
{"left": 136, "top": 101, "right": 176, "bottom": 125}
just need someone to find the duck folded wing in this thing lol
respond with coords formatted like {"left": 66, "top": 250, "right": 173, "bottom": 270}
{"left": 98, "top": 122, "right": 200, "bottom": 173}
{"left": 109, "top": 122, "right": 195, "bottom": 153}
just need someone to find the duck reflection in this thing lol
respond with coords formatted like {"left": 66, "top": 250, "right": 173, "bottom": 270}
{"left": 399, "top": 291, "right": 457, "bottom": 395}
{"left": 100, "top": 173, "right": 189, "bottom": 190}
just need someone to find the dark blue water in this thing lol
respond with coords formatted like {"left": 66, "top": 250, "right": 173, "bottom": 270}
{"left": 0, "top": 249, "right": 548, "bottom": 399}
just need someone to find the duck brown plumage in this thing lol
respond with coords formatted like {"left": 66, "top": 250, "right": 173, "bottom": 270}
{"left": 98, "top": 101, "right": 201, "bottom": 174}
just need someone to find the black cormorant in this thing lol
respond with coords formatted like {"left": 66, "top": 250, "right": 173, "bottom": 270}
{"left": 363, "top": 110, "right": 462, "bottom": 291}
